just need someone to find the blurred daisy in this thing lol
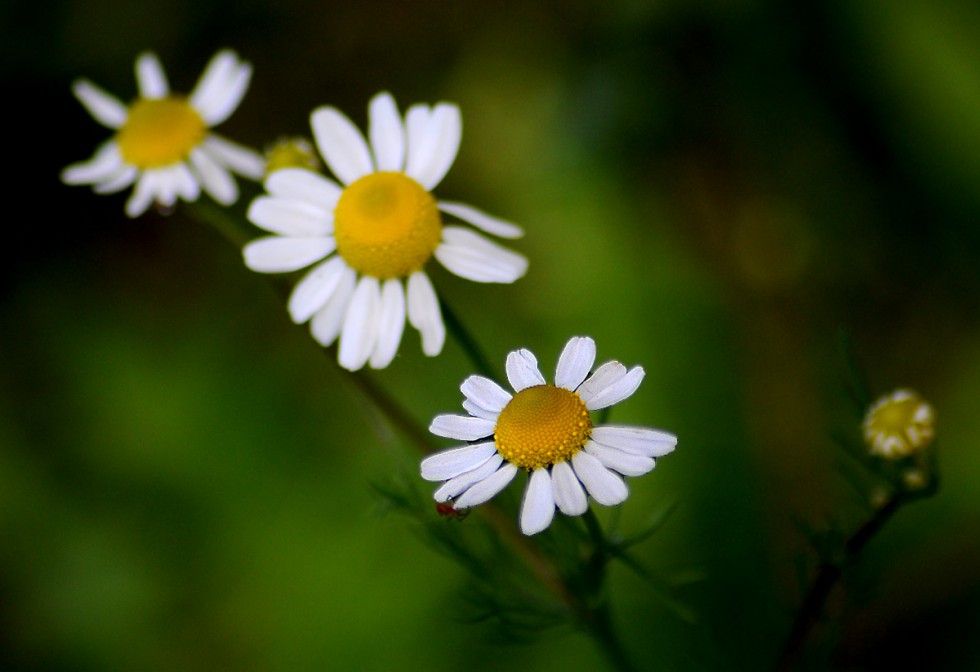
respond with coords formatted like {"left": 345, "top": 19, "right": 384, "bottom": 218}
{"left": 62, "top": 50, "right": 265, "bottom": 217}
{"left": 863, "top": 389, "right": 935, "bottom": 459}
{"left": 243, "top": 92, "right": 527, "bottom": 371}
{"left": 421, "top": 337, "right": 677, "bottom": 535}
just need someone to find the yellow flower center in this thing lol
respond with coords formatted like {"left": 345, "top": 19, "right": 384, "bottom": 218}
{"left": 494, "top": 385, "right": 593, "bottom": 471}
{"left": 117, "top": 97, "right": 206, "bottom": 168}
{"left": 333, "top": 172, "right": 442, "bottom": 279}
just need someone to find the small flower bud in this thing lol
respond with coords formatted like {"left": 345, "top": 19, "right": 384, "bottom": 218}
{"left": 862, "top": 389, "right": 935, "bottom": 459}
{"left": 264, "top": 137, "right": 320, "bottom": 177}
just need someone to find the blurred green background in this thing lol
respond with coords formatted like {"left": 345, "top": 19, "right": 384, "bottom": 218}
{"left": 4, "top": 0, "right": 980, "bottom": 669}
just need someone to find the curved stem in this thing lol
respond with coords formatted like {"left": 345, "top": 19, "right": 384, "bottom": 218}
{"left": 440, "top": 297, "right": 499, "bottom": 380}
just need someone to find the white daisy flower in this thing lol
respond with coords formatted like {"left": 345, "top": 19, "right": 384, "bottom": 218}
{"left": 242, "top": 92, "right": 528, "bottom": 371}
{"left": 61, "top": 50, "right": 265, "bottom": 217}
{"left": 862, "top": 389, "right": 935, "bottom": 459}
{"left": 421, "top": 336, "right": 677, "bottom": 536}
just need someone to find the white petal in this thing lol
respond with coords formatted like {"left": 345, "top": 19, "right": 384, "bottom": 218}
{"left": 338, "top": 276, "right": 381, "bottom": 371}
{"left": 191, "top": 50, "right": 251, "bottom": 126}
{"left": 555, "top": 336, "right": 597, "bottom": 392}
{"left": 434, "top": 226, "right": 528, "bottom": 283}
{"left": 190, "top": 147, "right": 238, "bottom": 205}
{"left": 136, "top": 52, "right": 168, "bottom": 99}
{"left": 420, "top": 441, "right": 497, "bottom": 481}
{"left": 287, "top": 256, "right": 347, "bottom": 324}
{"left": 505, "top": 348, "right": 545, "bottom": 392}
{"left": 520, "top": 468, "right": 556, "bottom": 535}
{"left": 202, "top": 135, "right": 265, "bottom": 179}
{"left": 247, "top": 196, "right": 331, "bottom": 237}
{"left": 61, "top": 141, "right": 124, "bottom": 185}
{"left": 406, "top": 271, "right": 445, "bottom": 356}
{"left": 551, "top": 461, "right": 588, "bottom": 516}
{"left": 438, "top": 201, "right": 523, "bottom": 239}
{"left": 582, "top": 366, "right": 645, "bottom": 411}
{"left": 404, "top": 103, "right": 431, "bottom": 174}
{"left": 461, "top": 399, "right": 500, "bottom": 422}
{"left": 93, "top": 165, "right": 138, "bottom": 194}
{"left": 266, "top": 169, "right": 342, "bottom": 210}
{"left": 310, "top": 265, "right": 357, "bottom": 346}
{"left": 454, "top": 462, "right": 518, "bottom": 508}
{"left": 72, "top": 79, "right": 127, "bottom": 129}
{"left": 590, "top": 426, "right": 677, "bottom": 458}
{"left": 571, "top": 452, "right": 629, "bottom": 506}
{"left": 311, "top": 106, "right": 373, "bottom": 185}
{"left": 584, "top": 441, "right": 655, "bottom": 477}
{"left": 125, "top": 172, "right": 159, "bottom": 217}
{"left": 369, "top": 278, "right": 406, "bottom": 369}
{"left": 171, "top": 162, "right": 200, "bottom": 201}
{"left": 154, "top": 167, "right": 179, "bottom": 207}
{"left": 243, "top": 237, "right": 335, "bottom": 273}
{"left": 434, "top": 454, "right": 503, "bottom": 502}
{"left": 429, "top": 414, "right": 495, "bottom": 441}
{"left": 368, "top": 92, "right": 405, "bottom": 172}
{"left": 404, "top": 102, "right": 461, "bottom": 190}
{"left": 460, "top": 375, "right": 512, "bottom": 414}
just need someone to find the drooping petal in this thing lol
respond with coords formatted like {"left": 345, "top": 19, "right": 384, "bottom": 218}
{"left": 203, "top": 134, "right": 265, "bottom": 179}
{"left": 171, "top": 162, "right": 200, "bottom": 201}
{"left": 191, "top": 50, "right": 251, "bottom": 126}
{"left": 433, "top": 454, "right": 503, "bottom": 502}
{"left": 584, "top": 441, "right": 656, "bottom": 477}
{"left": 434, "top": 226, "right": 528, "bottom": 283}
{"left": 429, "top": 414, "right": 495, "bottom": 441}
{"left": 154, "top": 167, "right": 179, "bottom": 207}
{"left": 460, "top": 375, "right": 512, "bottom": 414}
{"left": 369, "top": 278, "right": 406, "bottom": 369}
{"left": 190, "top": 146, "right": 237, "bottom": 205}
{"left": 338, "top": 276, "right": 381, "bottom": 371}
{"left": 420, "top": 441, "right": 497, "bottom": 481}
{"left": 243, "top": 237, "right": 335, "bottom": 273}
{"left": 437, "top": 201, "right": 523, "bottom": 239}
{"left": 571, "top": 451, "right": 629, "bottom": 506}
{"left": 368, "top": 92, "right": 405, "bottom": 171}
{"left": 404, "top": 102, "right": 461, "bottom": 190}
{"left": 582, "top": 366, "right": 645, "bottom": 411}
{"left": 61, "top": 141, "right": 125, "bottom": 185}
{"left": 309, "top": 265, "right": 357, "bottom": 346}
{"left": 287, "top": 255, "right": 347, "bottom": 324}
{"left": 93, "top": 165, "right": 138, "bottom": 194}
{"left": 551, "top": 460, "right": 588, "bottom": 516}
{"left": 454, "top": 462, "right": 518, "bottom": 508}
{"left": 555, "top": 336, "right": 597, "bottom": 392}
{"left": 266, "top": 168, "right": 342, "bottom": 211}
{"left": 505, "top": 348, "right": 545, "bottom": 392}
{"left": 72, "top": 79, "right": 127, "bottom": 129}
{"left": 247, "top": 196, "right": 331, "bottom": 237}
{"left": 311, "top": 106, "right": 373, "bottom": 185}
{"left": 590, "top": 426, "right": 677, "bottom": 458}
{"left": 520, "top": 468, "right": 556, "bottom": 535}
{"left": 135, "top": 52, "right": 168, "bottom": 99}
{"left": 406, "top": 271, "right": 445, "bottom": 356}
{"left": 125, "top": 171, "right": 159, "bottom": 217}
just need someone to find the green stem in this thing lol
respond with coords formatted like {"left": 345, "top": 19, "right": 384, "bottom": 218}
{"left": 440, "top": 297, "right": 499, "bottom": 380}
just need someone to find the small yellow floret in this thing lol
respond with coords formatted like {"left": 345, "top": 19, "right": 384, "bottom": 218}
{"left": 333, "top": 171, "right": 441, "bottom": 279}
{"left": 494, "top": 385, "right": 592, "bottom": 470}
{"left": 117, "top": 97, "right": 206, "bottom": 168}
{"left": 862, "top": 389, "right": 935, "bottom": 459}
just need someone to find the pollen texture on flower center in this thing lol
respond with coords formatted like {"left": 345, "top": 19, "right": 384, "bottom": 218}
{"left": 494, "top": 385, "right": 593, "bottom": 470}
{"left": 117, "top": 97, "right": 206, "bottom": 168}
{"left": 333, "top": 171, "right": 442, "bottom": 279}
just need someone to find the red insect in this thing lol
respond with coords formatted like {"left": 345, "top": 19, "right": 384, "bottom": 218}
{"left": 435, "top": 500, "right": 470, "bottom": 521}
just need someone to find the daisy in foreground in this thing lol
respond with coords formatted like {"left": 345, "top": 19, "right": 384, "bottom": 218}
{"left": 421, "top": 337, "right": 677, "bottom": 535}
{"left": 242, "top": 92, "right": 527, "bottom": 371}
{"left": 62, "top": 50, "right": 265, "bottom": 217}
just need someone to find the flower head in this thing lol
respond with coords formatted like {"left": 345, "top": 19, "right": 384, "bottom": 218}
{"left": 242, "top": 92, "right": 528, "bottom": 371}
{"left": 61, "top": 50, "right": 265, "bottom": 217}
{"left": 862, "top": 388, "right": 935, "bottom": 459}
{"left": 421, "top": 337, "right": 677, "bottom": 535}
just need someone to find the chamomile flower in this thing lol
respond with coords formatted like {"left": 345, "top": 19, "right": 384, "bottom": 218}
{"left": 862, "top": 389, "right": 935, "bottom": 459}
{"left": 242, "top": 92, "right": 528, "bottom": 371}
{"left": 421, "top": 337, "right": 677, "bottom": 536}
{"left": 61, "top": 50, "right": 265, "bottom": 217}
